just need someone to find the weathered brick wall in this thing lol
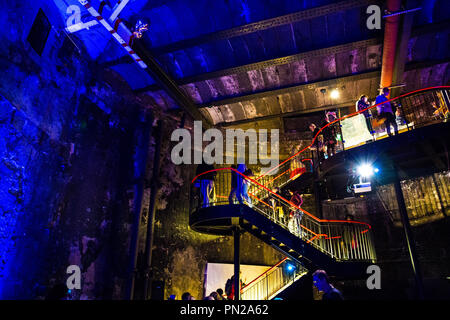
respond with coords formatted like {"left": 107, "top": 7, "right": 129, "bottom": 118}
{"left": 0, "top": 0, "right": 151, "bottom": 299}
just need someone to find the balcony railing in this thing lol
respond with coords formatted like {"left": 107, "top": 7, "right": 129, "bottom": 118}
{"left": 258, "top": 87, "right": 450, "bottom": 177}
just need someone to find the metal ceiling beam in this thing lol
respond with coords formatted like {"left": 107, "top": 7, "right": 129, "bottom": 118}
{"left": 134, "top": 37, "right": 382, "bottom": 93}
{"left": 176, "top": 38, "right": 381, "bottom": 85}
{"left": 151, "top": 0, "right": 375, "bottom": 55}
{"left": 198, "top": 70, "right": 381, "bottom": 108}
{"left": 132, "top": 40, "right": 211, "bottom": 126}
{"left": 212, "top": 59, "right": 448, "bottom": 127}
{"left": 219, "top": 100, "right": 359, "bottom": 127}
{"left": 197, "top": 57, "right": 449, "bottom": 108}
{"left": 131, "top": 21, "right": 446, "bottom": 94}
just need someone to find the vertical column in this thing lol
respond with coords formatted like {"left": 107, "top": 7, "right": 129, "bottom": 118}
{"left": 143, "top": 120, "right": 163, "bottom": 299}
{"left": 392, "top": 164, "right": 425, "bottom": 299}
{"left": 233, "top": 224, "right": 241, "bottom": 301}
{"left": 126, "top": 111, "right": 153, "bottom": 300}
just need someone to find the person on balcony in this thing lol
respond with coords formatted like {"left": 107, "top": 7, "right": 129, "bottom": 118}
{"left": 322, "top": 111, "right": 338, "bottom": 157}
{"left": 356, "top": 95, "right": 375, "bottom": 137}
{"left": 229, "top": 164, "right": 248, "bottom": 206}
{"left": 195, "top": 163, "right": 216, "bottom": 208}
{"left": 229, "top": 164, "right": 239, "bottom": 205}
{"left": 312, "top": 270, "right": 344, "bottom": 300}
{"left": 288, "top": 189, "right": 303, "bottom": 238}
{"left": 376, "top": 87, "right": 398, "bottom": 137}
{"left": 395, "top": 107, "right": 407, "bottom": 127}
{"left": 309, "top": 123, "right": 325, "bottom": 163}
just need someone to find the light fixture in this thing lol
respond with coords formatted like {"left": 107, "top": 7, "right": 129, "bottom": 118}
{"left": 357, "top": 163, "right": 376, "bottom": 178}
{"left": 286, "top": 263, "right": 295, "bottom": 272}
{"left": 330, "top": 88, "right": 340, "bottom": 99}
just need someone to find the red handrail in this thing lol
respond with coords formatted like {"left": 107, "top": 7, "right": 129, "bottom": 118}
{"left": 240, "top": 257, "right": 288, "bottom": 292}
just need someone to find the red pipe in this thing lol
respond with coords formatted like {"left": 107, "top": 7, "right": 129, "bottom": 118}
{"left": 380, "top": 0, "right": 402, "bottom": 89}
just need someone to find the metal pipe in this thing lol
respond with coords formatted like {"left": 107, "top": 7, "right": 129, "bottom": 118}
{"left": 126, "top": 111, "right": 153, "bottom": 300}
{"left": 143, "top": 120, "right": 163, "bottom": 299}
{"left": 380, "top": 0, "right": 402, "bottom": 89}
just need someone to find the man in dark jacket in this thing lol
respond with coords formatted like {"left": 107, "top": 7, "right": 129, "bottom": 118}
{"left": 312, "top": 270, "right": 344, "bottom": 300}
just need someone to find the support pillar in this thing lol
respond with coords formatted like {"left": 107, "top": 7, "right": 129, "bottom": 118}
{"left": 233, "top": 222, "right": 241, "bottom": 301}
{"left": 392, "top": 164, "right": 425, "bottom": 299}
{"left": 126, "top": 111, "right": 153, "bottom": 300}
{"left": 143, "top": 120, "right": 163, "bottom": 300}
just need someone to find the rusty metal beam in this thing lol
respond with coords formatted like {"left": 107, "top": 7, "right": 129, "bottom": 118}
{"left": 131, "top": 21, "right": 447, "bottom": 94}
{"left": 132, "top": 39, "right": 211, "bottom": 126}
{"left": 212, "top": 59, "right": 447, "bottom": 126}
{"left": 176, "top": 38, "right": 381, "bottom": 85}
{"left": 134, "top": 37, "right": 382, "bottom": 93}
{"left": 198, "top": 70, "right": 381, "bottom": 108}
{"left": 219, "top": 100, "right": 358, "bottom": 127}
{"left": 151, "top": 0, "right": 374, "bottom": 55}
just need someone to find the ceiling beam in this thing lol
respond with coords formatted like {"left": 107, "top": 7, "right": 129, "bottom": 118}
{"left": 198, "top": 70, "right": 381, "bottom": 108}
{"left": 151, "top": 0, "right": 375, "bottom": 55}
{"left": 175, "top": 38, "right": 381, "bottom": 85}
{"left": 197, "top": 58, "right": 449, "bottom": 108}
{"left": 219, "top": 100, "right": 358, "bottom": 127}
{"left": 211, "top": 59, "right": 448, "bottom": 127}
{"left": 131, "top": 21, "right": 447, "bottom": 94}
{"left": 132, "top": 40, "right": 211, "bottom": 126}
{"left": 134, "top": 37, "right": 381, "bottom": 93}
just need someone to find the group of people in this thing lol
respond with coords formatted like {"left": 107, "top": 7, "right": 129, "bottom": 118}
{"left": 308, "top": 110, "right": 339, "bottom": 163}
{"left": 267, "top": 187, "right": 304, "bottom": 237}
{"left": 309, "top": 87, "right": 407, "bottom": 163}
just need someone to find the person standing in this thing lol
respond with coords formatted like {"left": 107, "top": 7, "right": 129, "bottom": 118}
{"left": 196, "top": 163, "right": 216, "bottom": 208}
{"left": 309, "top": 123, "right": 325, "bottom": 162}
{"left": 375, "top": 87, "right": 398, "bottom": 137}
{"left": 356, "top": 95, "right": 375, "bottom": 136}
{"left": 229, "top": 164, "right": 239, "bottom": 204}
{"left": 242, "top": 168, "right": 254, "bottom": 207}
{"left": 288, "top": 189, "right": 304, "bottom": 237}
{"left": 322, "top": 112, "right": 338, "bottom": 158}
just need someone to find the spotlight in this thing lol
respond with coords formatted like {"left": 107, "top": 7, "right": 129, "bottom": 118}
{"left": 286, "top": 263, "right": 295, "bottom": 272}
{"left": 330, "top": 89, "right": 340, "bottom": 99}
{"left": 357, "top": 163, "right": 375, "bottom": 178}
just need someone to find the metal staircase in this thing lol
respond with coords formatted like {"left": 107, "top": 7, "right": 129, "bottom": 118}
{"left": 190, "top": 86, "right": 450, "bottom": 299}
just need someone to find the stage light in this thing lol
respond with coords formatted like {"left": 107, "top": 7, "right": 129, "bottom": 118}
{"left": 374, "top": 168, "right": 379, "bottom": 173}
{"left": 357, "top": 163, "right": 375, "bottom": 178}
{"left": 330, "top": 89, "right": 340, "bottom": 99}
{"left": 286, "top": 263, "right": 295, "bottom": 272}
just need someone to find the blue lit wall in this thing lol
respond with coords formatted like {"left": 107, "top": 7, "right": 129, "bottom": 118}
{"left": 0, "top": 0, "right": 141, "bottom": 299}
